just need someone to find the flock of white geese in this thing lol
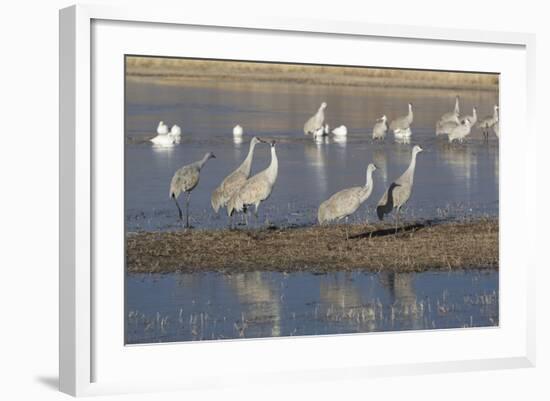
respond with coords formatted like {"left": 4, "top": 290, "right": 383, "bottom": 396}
{"left": 164, "top": 96, "right": 499, "bottom": 233}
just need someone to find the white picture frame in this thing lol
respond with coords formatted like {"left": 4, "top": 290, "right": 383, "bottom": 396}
{"left": 59, "top": 4, "right": 536, "bottom": 397}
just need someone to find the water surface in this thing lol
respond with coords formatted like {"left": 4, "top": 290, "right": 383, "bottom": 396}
{"left": 125, "top": 80, "right": 499, "bottom": 231}
{"left": 126, "top": 270, "right": 498, "bottom": 344}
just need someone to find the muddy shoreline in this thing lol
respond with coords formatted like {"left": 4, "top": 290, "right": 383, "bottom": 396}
{"left": 126, "top": 218, "right": 498, "bottom": 274}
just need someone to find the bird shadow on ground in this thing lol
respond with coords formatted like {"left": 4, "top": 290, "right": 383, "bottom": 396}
{"left": 349, "top": 221, "right": 428, "bottom": 239}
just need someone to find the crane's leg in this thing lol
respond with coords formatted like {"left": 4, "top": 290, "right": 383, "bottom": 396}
{"left": 172, "top": 195, "right": 183, "bottom": 223}
{"left": 254, "top": 204, "right": 260, "bottom": 229}
{"left": 345, "top": 216, "right": 349, "bottom": 240}
{"left": 185, "top": 192, "right": 191, "bottom": 228}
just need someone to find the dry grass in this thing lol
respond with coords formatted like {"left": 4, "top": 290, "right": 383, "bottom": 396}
{"left": 126, "top": 218, "right": 498, "bottom": 273}
{"left": 126, "top": 56, "right": 498, "bottom": 90}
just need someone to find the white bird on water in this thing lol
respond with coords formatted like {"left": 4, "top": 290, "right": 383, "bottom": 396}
{"left": 332, "top": 125, "right": 348, "bottom": 137}
{"left": 304, "top": 102, "right": 327, "bottom": 135}
{"left": 376, "top": 145, "right": 423, "bottom": 229}
{"left": 227, "top": 140, "right": 279, "bottom": 226}
{"left": 169, "top": 152, "right": 216, "bottom": 228}
{"left": 318, "top": 163, "right": 377, "bottom": 240}
{"left": 211, "top": 137, "right": 265, "bottom": 216}
{"left": 372, "top": 115, "right": 388, "bottom": 140}
{"left": 390, "top": 103, "right": 414, "bottom": 139}
{"left": 233, "top": 124, "right": 244, "bottom": 138}
{"left": 157, "top": 121, "right": 169, "bottom": 135}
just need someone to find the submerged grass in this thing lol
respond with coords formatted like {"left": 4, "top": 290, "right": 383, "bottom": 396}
{"left": 126, "top": 218, "right": 498, "bottom": 273}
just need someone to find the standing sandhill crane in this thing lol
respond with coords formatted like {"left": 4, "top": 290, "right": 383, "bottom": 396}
{"left": 460, "top": 107, "right": 477, "bottom": 126}
{"left": 304, "top": 102, "right": 327, "bottom": 135}
{"left": 436, "top": 120, "right": 459, "bottom": 136}
{"left": 478, "top": 105, "right": 499, "bottom": 140}
{"left": 376, "top": 145, "right": 423, "bottom": 229}
{"left": 448, "top": 119, "right": 472, "bottom": 143}
{"left": 439, "top": 96, "right": 461, "bottom": 124}
{"left": 227, "top": 140, "right": 279, "bottom": 226}
{"left": 318, "top": 163, "right": 377, "bottom": 239}
{"left": 390, "top": 103, "right": 414, "bottom": 139}
{"left": 169, "top": 152, "right": 216, "bottom": 228}
{"left": 211, "top": 137, "right": 264, "bottom": 216}
{"left": 372, "top": 115, "right": 388, "bottom": 140}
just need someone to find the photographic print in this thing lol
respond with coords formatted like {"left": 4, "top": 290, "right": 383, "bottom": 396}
{"left": 125, "top": 56, "right": 499, "bottom": 344}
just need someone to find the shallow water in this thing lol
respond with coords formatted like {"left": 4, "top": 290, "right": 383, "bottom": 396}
{"left": 125, "top": 80, "right": 499, "bottom": 231}
{"left": 126, "top": 270, "right": 498, "bottom": 344}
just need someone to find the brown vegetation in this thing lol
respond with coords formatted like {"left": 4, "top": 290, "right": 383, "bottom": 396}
{"left": 126, "top": 56, "right": 498, "bottom": 90}
{"left": 126, "top": 218, "right": 498, "bottom": 273}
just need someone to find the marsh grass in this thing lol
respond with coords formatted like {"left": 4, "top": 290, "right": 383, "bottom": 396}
{"left": 126, "top": 56, "right": 498, "bottom": 90}
{"left": 126, "top": 218, "right": 498, "bottom": 273}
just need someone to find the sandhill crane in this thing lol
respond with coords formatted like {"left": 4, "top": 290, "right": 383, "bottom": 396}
{"left": 376, "top": 145, "right": 423, "bottom": 229}
{"left": 390, "top": 103, "right": 413, "bottom": 139}
{"left": 448, "top": 119, "right": 472, "bottom": 143}
{"left": 211, "top": 137, "right": 264, "bottom": 216}
{"left": 332, "top": 125, "right": 348, "bottom": 137}
{"left": 372, "top": 115, "right": 388, "bottom": 140}
{"left": 478, "top": 105, "right": 499, "bottom": 140}
{"left": 227, "top": 140, "right": 279, "bottom": 226}
{"left": 233, "top": 124, "right": 244, "bottom": 138}
{"left": 318, "top": 163, "right": 377, "bottom": 239}
{"left": 169, "top": 152, "right": 216, "bottom": 228}
{"left": 460, "top": 107, "right": 477, "bottom": 126}
{"left": 493, "top": 121, "right": 499, "bottom": 138}
{"left": 436, "top": 120, "right": 459, "bottom": 136}
{"left": 304, "top": 102, "right": 327, "bottom": 135}
{"left": 157, "top": 121, "right": 169, "bottom": 135}
{"left": 439, "top": 96, "right": 461, "bottom": 124}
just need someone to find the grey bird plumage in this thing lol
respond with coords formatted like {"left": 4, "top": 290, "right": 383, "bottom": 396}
{"left": 227, "top": 140, "right": 279, "bottom": 225}
{"left": 318, "top": 164, "right": 377, "bottom": 236}
{"left": 439, "top": 96, "right": 461, "bottom": 124}
{"left": 478, "top": 105, "right": 499, "bottom": 140}
{"left": 304, "top": 102, "right": 327, "bottom": 135}
{"left": 169, "top": 152, "right": 216, "bottom": 227}
{"left": 376, "top": 145, "right": 423, "bottom": 222}
{"left": 372, "top": 115, "right": 388, "bottom": 140}
{"left": 448, "top": 119, "right": 472, "bottom": 143}
{"left": 211, "top": 137, "right": 263, "bottom": 213}
{"left": 390, "top": 103, "right": 414, "bottom": 137}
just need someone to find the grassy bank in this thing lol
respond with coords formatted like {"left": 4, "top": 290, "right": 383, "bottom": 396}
{"left": 126, "top": 218, "right": 498, "bottom": 274}
{"left": 126, "top": 56, "right": 499, "bottom": 90}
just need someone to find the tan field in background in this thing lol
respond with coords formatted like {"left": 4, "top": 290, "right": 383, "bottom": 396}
{"left": 126, "top": 56, "right": 499, "bottom": 90}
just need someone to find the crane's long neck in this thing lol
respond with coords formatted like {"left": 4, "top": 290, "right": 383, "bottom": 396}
{"left": 494, "top": 107, "right": 499, "bottom": 120}
{"left": 454, "top": 97, "right": 460, "bottom": 114}
{"left": 359, "top": 168, "right": 375, "bottom": 202}
{"left": 365, "top": 168, "right": 374, "bottom": 189}
{"left": 407, "top": 106, "right": 413, "bottom": 123}
{"left": 198, "top": 153, "right": 211, "bottom": 169}
{"left": 405, "top": 151, "right": 418, "bottom": 183}
{"left": 239, "top": 141, "right": 257, "bottom": 176}
{"left": 266, "top": 146, "right": 278, "bottom": 184}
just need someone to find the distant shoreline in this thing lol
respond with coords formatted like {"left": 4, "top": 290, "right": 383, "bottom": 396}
{"left": 126, "top": 218, "right": 498, "bottom": 274}
{"left": 126, "top": 56, "right": 499, "bottom": 91}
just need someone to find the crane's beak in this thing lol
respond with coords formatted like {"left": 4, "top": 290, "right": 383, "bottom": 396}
{"left": 257, "top": 138, "right": 269, "bottom": 144}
